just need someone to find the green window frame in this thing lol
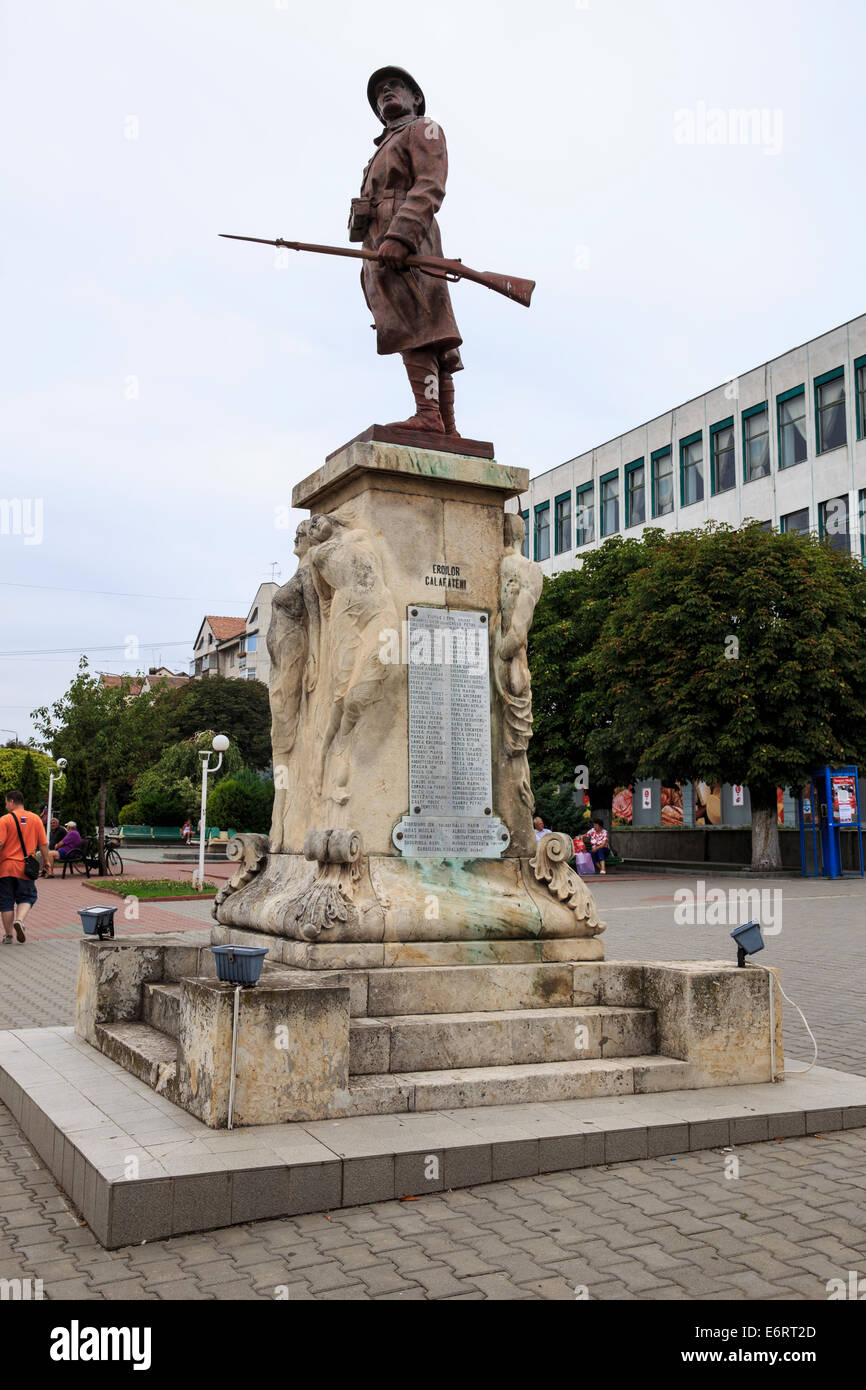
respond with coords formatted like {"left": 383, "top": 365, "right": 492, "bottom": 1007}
{"left": 533, "top": 501, "right": 550, "bottom": 561}
{"left": 856, "top": 357, "right": 866, "bottom": 441}
{"left": 814, "top": 367, "right": 846, "bottom": 454}
{"left": 600, "top": 470, "right": 620, "bottom": 537}
{"left": 679, "top": 431, "right": 704, "bottom": 507}
{"left": 742, "top": 402, "right": 770, "bottom": 482}
{"left": 554, "top": 491, "right": 572, "bottom": 553}
{"left": 651, "top": 447, "right": 673, "bottom": 517}
{"left": 859, "top": 489, "right": 866, "bottom": 559}
{"left": 710, "top": 417, "right": 735, "bottom": 495}
{"left": 575, "top": 483, "right": 595, "bottom": 547}
{"left": 777, "top": 385, "right": 807, "bottom": 470}
{"left": 624, "top": 458, "right": 646, "bottom": 528}
{"left": 520, "top": 510, "right": 530, "bottom": 558}
{"left": 780, "top": 507, "right": 810, "bottom": 536}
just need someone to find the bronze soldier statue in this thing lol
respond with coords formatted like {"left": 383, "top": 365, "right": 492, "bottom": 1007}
{"left": 352, "top": 66, "right": 463, "bottom": 436}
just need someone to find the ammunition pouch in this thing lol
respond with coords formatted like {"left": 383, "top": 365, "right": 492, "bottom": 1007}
{"left": 348, "top": 197, "right": 372, "bottom": 242}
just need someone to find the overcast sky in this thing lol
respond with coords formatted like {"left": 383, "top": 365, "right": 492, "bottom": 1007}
{"left": 2, "top": 0, "right": 864, "bottom": 743}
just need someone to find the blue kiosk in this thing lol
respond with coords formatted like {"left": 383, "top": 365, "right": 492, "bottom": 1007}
{"left": 797, "top": 765, "right": 864, "bottom": 879}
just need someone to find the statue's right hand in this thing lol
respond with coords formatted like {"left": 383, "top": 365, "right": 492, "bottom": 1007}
{"left": 378, "top": 238, "right": 411, "bottom": 271}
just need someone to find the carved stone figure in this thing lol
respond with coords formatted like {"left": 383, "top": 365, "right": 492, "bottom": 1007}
{"left": 356, "top": 66, "right": 463, "bottom": 434}
{"left": 494, "top": 513, "right": 543, "bottom": 810}
{"left": 267, "top": 520, "right": 321, "bottom": 851}
{"left": 307, "top": 513, "right": 399, "bottom": 811}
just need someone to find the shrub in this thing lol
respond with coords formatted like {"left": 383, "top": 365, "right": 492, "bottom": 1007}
{"left": 208, "top": 773, "right": 274, "bottom": 834}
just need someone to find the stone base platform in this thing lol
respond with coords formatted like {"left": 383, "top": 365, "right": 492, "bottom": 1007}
{"left": 2, "top": 1024, "right": 863, "bottom": 1249}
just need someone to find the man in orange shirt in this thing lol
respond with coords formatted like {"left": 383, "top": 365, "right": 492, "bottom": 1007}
{"left": 0, "top": 789, "right": 51, "bottom": 944}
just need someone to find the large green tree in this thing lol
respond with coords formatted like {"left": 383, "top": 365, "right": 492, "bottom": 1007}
{"left": 32, "top": 659, "right": 172, "bottom": 871}
{"left": 528, "top": 524, "right": 866, "bottom": 870}
{"left": 167, "top": 676, "right": 271, "bottom": 770}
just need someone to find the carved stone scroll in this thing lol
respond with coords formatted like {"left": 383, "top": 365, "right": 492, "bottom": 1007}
{"left": 530, "top": 832, "right": 607, "bottom": 937}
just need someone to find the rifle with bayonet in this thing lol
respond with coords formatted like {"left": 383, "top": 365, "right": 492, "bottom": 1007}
{"left": 219, "top": 234, "right": 535, "bottom": 308}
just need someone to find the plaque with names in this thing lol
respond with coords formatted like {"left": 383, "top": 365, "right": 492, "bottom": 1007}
{"left": 392, "top": 606, "right": 511, "bottom": 858}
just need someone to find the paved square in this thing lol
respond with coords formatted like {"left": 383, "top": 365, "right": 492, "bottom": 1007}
{"left": 1, "top": 866, "right": 864, "bottom": 1298}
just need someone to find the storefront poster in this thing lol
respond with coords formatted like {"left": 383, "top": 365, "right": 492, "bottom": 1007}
{"left": 831, "top": 775, "right": 857, "bottom": 824}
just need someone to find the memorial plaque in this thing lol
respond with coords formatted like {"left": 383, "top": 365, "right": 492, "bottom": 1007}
{"left": 392, "top": 606, "right": 511, "bottom": 858}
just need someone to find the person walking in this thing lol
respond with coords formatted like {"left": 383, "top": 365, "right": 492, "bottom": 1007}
{"left": 588, "top": 818, "right": 610, "bottom": 875}
{"left": 0, "top": 789, "right": 52, "bottom": 944}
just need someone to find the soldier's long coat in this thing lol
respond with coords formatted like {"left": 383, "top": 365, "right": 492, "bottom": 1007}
{"left": 358, "top": 115, "right": 463, "bottom": 362}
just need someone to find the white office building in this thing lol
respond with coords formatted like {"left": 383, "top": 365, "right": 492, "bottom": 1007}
{"left": 510, "top": 313, "right": 866, "bottom": 570}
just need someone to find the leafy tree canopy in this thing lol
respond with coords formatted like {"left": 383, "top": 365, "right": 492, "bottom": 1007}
{"left": 167, "top": 676, "right": 271, "bottom": 771}
{"left": 528, "top": 524, "right": 866, "bottom": 868}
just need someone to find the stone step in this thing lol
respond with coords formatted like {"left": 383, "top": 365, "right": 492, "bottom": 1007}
{"left": 341, "top": 1055, "right": 693, "bottom": 1116}
{"left": 96, "top": 1022, "right": 178, "bottom": 1094}
{"left": 349, "top": 1006, "right": 657, "bottom": 1074}
{"left": 364, "top": 962, "right": 577, "bottom": 1017}
{"left": 142, "top": 982, "right": 181, "bottom": 1038}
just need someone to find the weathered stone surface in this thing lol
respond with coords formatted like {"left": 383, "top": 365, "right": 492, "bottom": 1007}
{"left": 175, "top": 978, "right": 351, "bottom": 1126}
{"left": 75, "top": 939, "right": 166, "bottom": 1046}
{"left": 349, "top": 1018, "right": 391, "bottom": 1074}
{"left": 406, "top": 1057, "right": 644, "bottom": 1110}
{"left": 96, "top": 1021, "right": 177, "bottom": 1093}
{"left": 216, "top": 441, "right": 606, "bottom": 949}
{"left": 366, "top": 963, "right": 574, "bottom": 1017}
{"left": 142, "top": 983, "right": 180, "bottom": 1038}
{"left": 382, "top": 1006, "right": 656, "bottom": 1072}
{"left": 292, "top": 437, "right": 528, "bottom": 511}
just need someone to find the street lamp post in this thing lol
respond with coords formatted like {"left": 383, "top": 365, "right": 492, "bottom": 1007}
{"left": 196, "top": 735, "right": 230, "bottom": 891}
{"left": 46, "top": 759, "right": 67, "bottom": 835}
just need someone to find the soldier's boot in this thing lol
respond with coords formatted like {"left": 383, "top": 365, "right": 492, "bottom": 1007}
{"left": 386, "top": 350, "right": 445, "bottom": 432}
{"left": 439, "top": 371, "right": 460, "bottom": 436}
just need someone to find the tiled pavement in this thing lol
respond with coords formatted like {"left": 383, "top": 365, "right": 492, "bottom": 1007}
{"left": 1, "top": 870, "right": 864, "bottom": 1299}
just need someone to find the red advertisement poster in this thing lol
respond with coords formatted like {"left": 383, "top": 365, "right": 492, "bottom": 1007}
{"left": 831, "top": 775, "right": 857, "bottom": 824}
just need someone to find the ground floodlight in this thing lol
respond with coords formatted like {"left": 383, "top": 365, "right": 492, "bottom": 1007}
{"left": 731, "top": 919, "right": 765, "bottom": 968}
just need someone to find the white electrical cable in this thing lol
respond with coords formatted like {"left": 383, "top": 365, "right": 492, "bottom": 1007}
{"left": 747, "top": 962, "right": 819, "bottom": 1077}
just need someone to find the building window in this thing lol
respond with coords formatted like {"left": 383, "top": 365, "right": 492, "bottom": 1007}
{"left": 625, "top": 459, "right": 645, "bottom": 528}
{"left": 247, "top": 634, "right": 258, "bottom": 653}
{"left": 680, "top": 433, "right": 704, "bottom": 507}
{"left": 815, "top": 368, "right": 846, "bottom": 454}
{"left": 600, "top": 472, "right": 620, "bottom": 537}
{"left": 757, "top": 520, "right": 773, "bottom": 531}
{"left": 520, "top": 510, "right": 530, "bottom": 557}
{"left": 229, "top": 652, "right": 234, "bottom": 668}
{"left": 575, "top": 484, "right": 594, "bottom": 547}
{"left": 777, "top": 386, "right": 807, "bottom": 469}
{"left": 859, "top": 490, "right": 866, "bottom": 558}
{"left": 710, "top": 418, "right": 735, "bottom": 495}
{"left": 651, "top": 448, "right": 673, "bottom": 516}
{"left": 819, "top": 495, "right": 850, "bottom": 554}
{"left": 742, "top": 403, "right": 770, "bottom": 481}
{"left": 856, "top": 358, "right": 866, "bottom": 441}
{"left": 250, "top": 608, "right": 258, "bottom": 623}
{"left": 780, "top": 507, "right": 810, "bottom": 536}
{"left": 554, "top": 492, "right": 571, "bottom": 553}
{"left": 534, "top": 502, "right": 550, "bottom": 561}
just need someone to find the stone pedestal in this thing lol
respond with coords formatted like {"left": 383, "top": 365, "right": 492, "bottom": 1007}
{"left": 216, "top": 437, "right": 604, "bottom": 952}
